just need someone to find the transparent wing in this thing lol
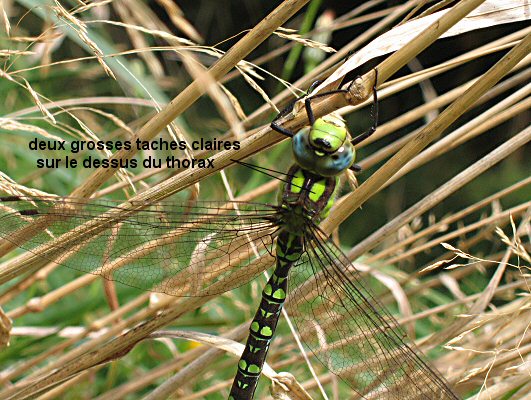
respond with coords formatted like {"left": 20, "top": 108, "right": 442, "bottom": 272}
{"left": 287, "top": 223, "right": 458, "bottom": 399}
{"left": 0, "top": 196, "right": 278, "bottom": 296}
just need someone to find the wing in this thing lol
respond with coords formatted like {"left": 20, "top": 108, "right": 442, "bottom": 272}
{"left": 0, "top": 196, "right": 278, "bottom": 296}
{"left": 286, "top": 223, "right": 459, "bottom": 399}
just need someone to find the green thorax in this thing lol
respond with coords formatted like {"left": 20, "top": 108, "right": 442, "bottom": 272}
{"left": 278, "top": 165, "right": 339, "bottom": 235}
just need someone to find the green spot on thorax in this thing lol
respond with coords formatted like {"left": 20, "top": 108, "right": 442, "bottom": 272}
{"left": 289, "top": 168, "right": 305, "bottom": 194}
{"left": 308, "top": 179, "right": 326, "bottom": 202}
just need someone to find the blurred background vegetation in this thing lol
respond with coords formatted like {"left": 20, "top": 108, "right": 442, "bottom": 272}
{"left": 0, "top": 0, "right": 529, "bottom": 399}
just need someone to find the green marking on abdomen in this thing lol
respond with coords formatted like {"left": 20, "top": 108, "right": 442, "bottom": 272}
{"left": 228, "top": 230, "right": 303, "bottom": 399}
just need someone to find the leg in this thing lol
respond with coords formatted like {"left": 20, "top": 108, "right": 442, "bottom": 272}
{"left": 307, "top": 79, "right": 323, "bottom": 94}
{"left": 304, "top": 88, "right": 349, "bottom": 126}
{"left": 349, "top": 163, "right": 362, "bottom": 173}
{"left": 270, "top": 98, "right": 297, "bottom": 137}
{"left": 303, "top": 70, "right": 378, "bottom": 130}
{"left": 271, "top": 79, "right": 333, "bottom": 134}
{"left": 271, "top": 118, "right": 295, "bottom": 138}
{"left": 350, "top": 68, "right": 379, "bottom": 146}
{"left": 270, "top": 89, "right": 305, "bottom": 138}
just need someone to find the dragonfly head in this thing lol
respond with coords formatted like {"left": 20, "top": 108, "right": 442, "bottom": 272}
{"left": 292, "top": 114, "right": 355, "bottom": 177}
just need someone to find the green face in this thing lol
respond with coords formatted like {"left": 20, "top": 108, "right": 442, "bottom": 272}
{"left": 292, "top": 114, "right": 356, "bottom": 177}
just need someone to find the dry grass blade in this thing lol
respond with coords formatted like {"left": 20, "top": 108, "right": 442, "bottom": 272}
{"left": 69, "top": 0, "right": 311, "bottom": 199}
{"left": 144, "top": 327, "right": 289, "bottom": 400}
{"left": 0, "top": 0, "right": 311, "bottom": 279}
{"left": 0, "top": 305, "right": 11, "bottom": 347}
{"left": 274, "top": 27, "right": 336, "bottom": 53}
{"left": 315, "top": 0, "right": 529, "bottom": 92}
{"left": 1, "top": 1, "right": 529, "bottom": 399}
{"left": 155, "top": 0, "right": 203, "bottom": 43}
{"left": 52, "top": 0, "right": 115, "bottom": 79}
{"left": 324, "top": 35, "right": 530, "bottom": 232}
{"left": 348, "top": 189, "right": 530, "bottom": 267}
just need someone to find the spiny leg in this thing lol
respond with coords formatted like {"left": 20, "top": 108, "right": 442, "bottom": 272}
{"left": 270, "top": 79, "right": 336, "bottom": 137}
{"left": 271, "top": 87, "right": 349, "bottom": 137}
{"left": 304, "top": 87, "right": 349, "bottom": 126}
{"left": 349, "top": 68, "right": 379, "bottom": 147}
{"left": 348, "top": 70, "right": 379, "bottom": 173}
{"left": 349, "top": 163, "right": 362, "bottom": 173}
{"left": 270, "top": 106, "right": 296, "bottom": 138}
{"left": 270, "top": 81, "right": 321, "bottom": 138}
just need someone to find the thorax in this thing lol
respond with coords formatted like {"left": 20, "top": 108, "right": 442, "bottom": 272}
{"left": 279, "top": 165, "right": 338, "bottom": 235}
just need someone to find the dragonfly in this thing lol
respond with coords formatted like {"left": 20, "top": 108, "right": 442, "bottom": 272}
{"left": 0, "top": 71, "right": 459, "bottom": 400}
